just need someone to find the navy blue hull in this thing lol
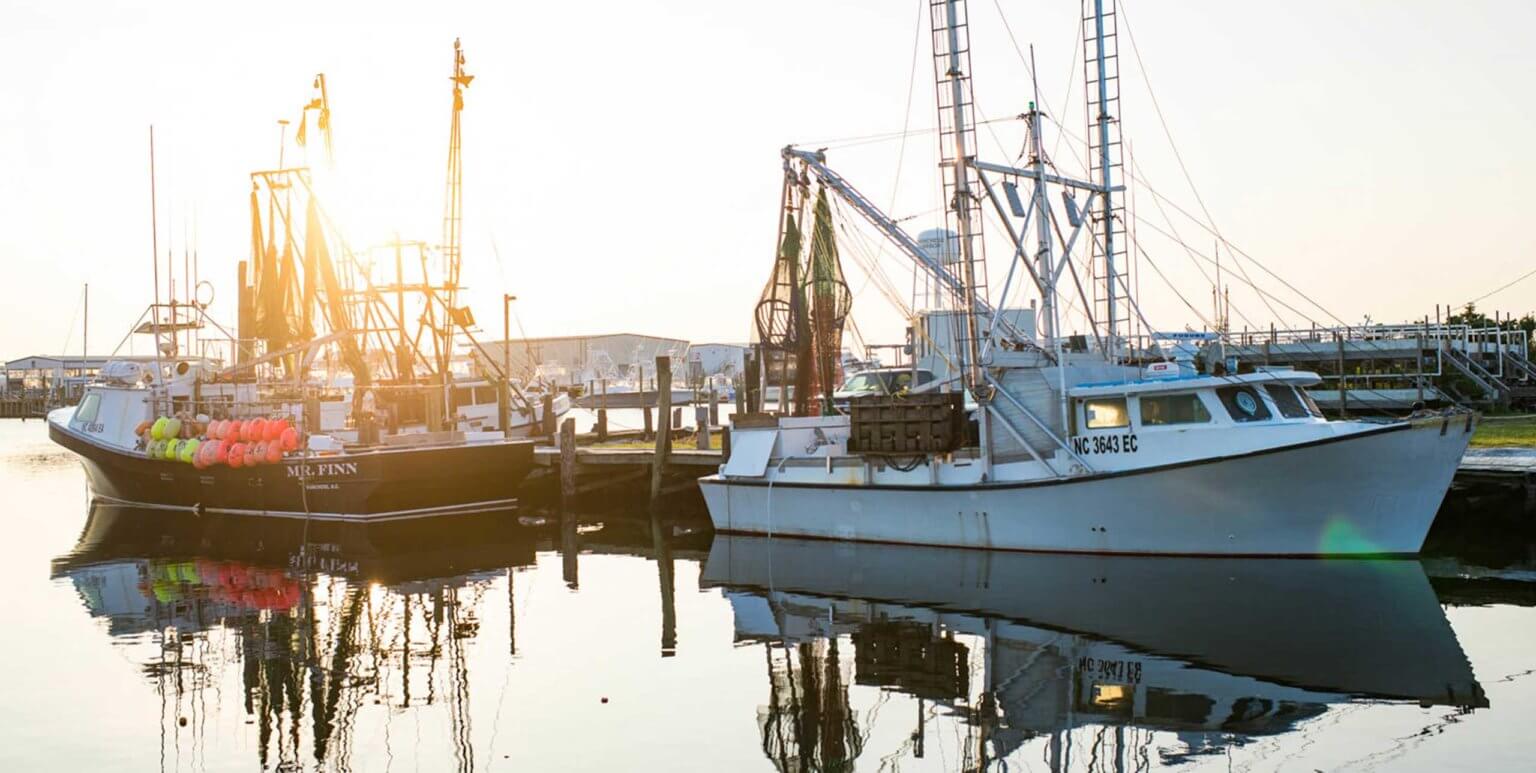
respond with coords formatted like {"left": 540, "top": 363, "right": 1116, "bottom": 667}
{"left": 51, "top": 423, "right": 536, "bottom": 521}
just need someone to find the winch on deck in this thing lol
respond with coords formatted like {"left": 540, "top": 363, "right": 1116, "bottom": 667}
{"left": 846, "top": 393, "right": 967, "bottom": 455}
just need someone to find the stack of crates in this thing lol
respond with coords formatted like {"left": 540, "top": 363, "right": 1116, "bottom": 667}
{"left": 846, "top": 393, "right": 966, "bottom": 454}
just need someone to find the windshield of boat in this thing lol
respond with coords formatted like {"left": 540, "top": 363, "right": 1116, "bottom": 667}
{"left": 841, "top": 370, "right": 929, "bottom": 395}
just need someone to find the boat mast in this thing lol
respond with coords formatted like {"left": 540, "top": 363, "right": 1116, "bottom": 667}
{"left": 932, "top": 0, "right": 993, "bottom": 470}
{"left": 1025, "top": 79, "right": 1055, "bottom": 345}
{"left": 1086, "top": 0, "right": 1123, "bottom": 358}
{"left": 441, "top": 39, "right": 471, "bottom": 373}
{"left": 933, "top": 0, "right": 985, "bottom": 393}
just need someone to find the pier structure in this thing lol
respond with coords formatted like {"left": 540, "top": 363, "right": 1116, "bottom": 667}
{"left": 2, "top": 355, "right": 158, "bottom": 416}
{"left": 1212, "top": 321, "right": 1534, "bottom": 412}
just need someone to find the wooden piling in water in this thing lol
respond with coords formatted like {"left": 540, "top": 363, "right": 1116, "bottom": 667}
{"left": 559, "top": 417, "right": 577, "bottom": 508}
{"left": 643, "top": 403, "right": 654, "bottom": 439}
{"left": 708, "top": 386, "right": 719, "bottom": 426}
{"left": 541, "top": 394, "right": 556, "bottom": 437}
{"left": 597, "top": 378, "right": 609, "bottom": 441}
{"left": 652, "top": 356, "right": 672, "bottom": 501}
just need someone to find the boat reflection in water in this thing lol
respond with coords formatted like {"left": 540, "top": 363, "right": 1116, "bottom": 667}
{"left": 52, "top": 502, "right": 553, "bottom": 771}
{"left": 47, "top": 501, "right": 1495, "bottom": 771}
{"left": 701, "top": 535, "right": 1487, "bottom": 770}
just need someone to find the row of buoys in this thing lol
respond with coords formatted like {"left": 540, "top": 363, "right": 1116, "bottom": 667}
{"left": 136, "top": 416, "right": 209, "bottom": 441}
{"left": 138, "top": 414, "right": 303, "bottom": 468}
{"left": 142, "top": 559, "right": 299, "bottom": 610}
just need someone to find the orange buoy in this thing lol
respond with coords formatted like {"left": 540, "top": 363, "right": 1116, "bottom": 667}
{"left": 135, "top": 420, "right": 153, "bottom": 437}
{"left": 264, "top": 441, "right": 283, "bottom": 464}
{"left": 227, "top": 420, "right": 243, "bottom": 442}
{"left": 280, "top": 427, "right": 300, "bottom": 452}
{"left": 227, "top": 442, "right": 246, "bottom": 467}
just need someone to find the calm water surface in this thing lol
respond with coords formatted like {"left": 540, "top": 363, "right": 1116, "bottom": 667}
{"left": 2, "top": 419, "right": 1533, "bottom": 771}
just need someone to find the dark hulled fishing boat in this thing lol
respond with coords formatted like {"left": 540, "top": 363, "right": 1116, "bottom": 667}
{"left": 49, "top": 393, "right": 532, "bottom": 521}
{"left": 49, "top": 42, "right": 543, "bottom": 521}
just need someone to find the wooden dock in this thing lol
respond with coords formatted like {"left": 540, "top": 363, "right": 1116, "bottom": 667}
{"left": 529, "top": 356, "right": 726, "bottom": 502}
{"left": 533, "top": 446, "right": 720, "bottom": 468}
{"left": 1456, "top": 448, "right": 1536, "bottom": 512}
{"left": 0, "top": 395, "right": 51, "bottom": 418}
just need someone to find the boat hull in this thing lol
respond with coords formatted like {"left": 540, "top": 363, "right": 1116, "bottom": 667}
{"left": 50, "top": 422, "right": 536, "bottom": 522}
{"left": 700, "top": 415, "right": 1472, "bottom": 555}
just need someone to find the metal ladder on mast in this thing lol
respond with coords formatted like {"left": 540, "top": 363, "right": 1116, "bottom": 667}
{"left": 1083, "top": 0, "right": 1129, "bottom": 352}
{"left": 929, "top": 0, "right": 990, "bottom": 360}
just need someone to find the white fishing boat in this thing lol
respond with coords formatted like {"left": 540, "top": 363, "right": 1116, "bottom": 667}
{"left": 700, "top": 0, "right": 1474, "bottom": 556}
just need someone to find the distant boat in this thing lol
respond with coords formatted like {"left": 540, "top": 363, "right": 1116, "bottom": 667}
{"left": 701, "top": 0, "right": 1473, "bottom": 555}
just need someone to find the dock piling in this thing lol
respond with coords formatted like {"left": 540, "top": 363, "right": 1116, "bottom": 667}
{"left": 652, "top": 356, "right": 672, "bottom": 501}
{"left": 559, "top": 417, "right": 577, "bottom": 508}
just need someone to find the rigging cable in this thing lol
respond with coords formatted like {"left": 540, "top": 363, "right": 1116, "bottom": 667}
{"left": 1117, "top": 1, "right": 1290, "bottom": 328}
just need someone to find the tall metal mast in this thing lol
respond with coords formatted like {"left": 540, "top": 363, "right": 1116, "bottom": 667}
{"left": 1085, "top": 0, "right": 1126, "bottom": 356}
{"left": 931, "top": 0, "right": 992, "bottom": 469}
{"left": 441, "top": 39, "right": 472, "bottom": 370}
{"left": 930, "top": 0, "right": 987, "bottom": 392}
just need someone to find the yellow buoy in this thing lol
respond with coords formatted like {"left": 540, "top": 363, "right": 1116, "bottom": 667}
{"left": 150, "top": 416, "right": 169, "bottom": 441}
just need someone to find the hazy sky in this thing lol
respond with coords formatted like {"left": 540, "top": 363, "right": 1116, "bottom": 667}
{"left": 3, "top": 0, "right": 1534, "bottom": 361}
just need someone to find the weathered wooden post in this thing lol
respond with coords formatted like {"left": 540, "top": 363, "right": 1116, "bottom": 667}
{"left": 721, "top": 425, "right": 732, "bottom": 464}
{"left": 1336, "top": 332, "right": 1349, "bottom": 417}
{"left": 541, "top": 393, "right": 555, "bottom": 438}
{"left": 708, "top": 386, "right": 719, "bottom": 426}
{"left": 696, "top": 404, "right": 711, "bottom": 450}
{"left": 643, "top": 401, "right": 654, "bottom": 439}
{"left": 559, "top": 417, "right": 577, "bottom": 509}
{"left": 597, "top": 378, "right": 608, "bottom": 441}
{"left": 1417, "top": 318, "right": 1426, "bottom": 405}
{"left": 651, "top": 356, "right": 672, "bottom": 501}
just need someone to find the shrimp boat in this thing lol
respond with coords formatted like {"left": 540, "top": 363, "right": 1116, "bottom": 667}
{"left": 50, "top": 42, "right": 547, "bottom": 522}
{"left": 700, "top": 0, "right": 1473, "bottom": 555}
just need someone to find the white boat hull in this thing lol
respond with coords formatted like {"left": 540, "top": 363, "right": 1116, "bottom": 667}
{"left": 701, "top": 415, "right": 1472, "bottom": 555}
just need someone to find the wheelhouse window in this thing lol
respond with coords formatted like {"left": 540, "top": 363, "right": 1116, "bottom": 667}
{"left": 1299, "top": 388, "right": 1325, "bottom": 418}
{"left": 450, "top": 386, "right": 476, "bottom": 411}
{"left": 1083, "top": 397, "right": 1130, "bottom": 429}
{"left": 73, "top": 393, "right": 101, "bottom": 425}
{"left": 1216, "top": 386, "right": 1272, "bottom": 422}
{"left": 1139, "top": 393, "right": 1211, "bottom": 426}
{"left": 1263, "top": 384, "right": 1310, "bottom": 419}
